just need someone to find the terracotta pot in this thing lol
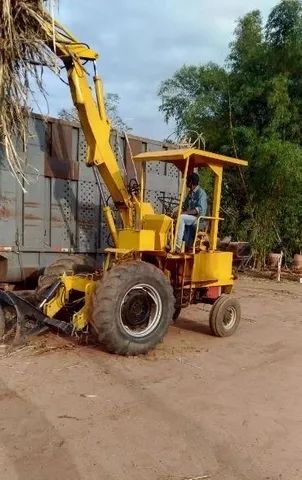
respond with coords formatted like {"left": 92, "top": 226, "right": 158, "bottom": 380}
{"left": 293, "top": 254, "right": 302, "bottom": 273}
{"left": 268, "top": 253, "right": 280, "bottom": 269}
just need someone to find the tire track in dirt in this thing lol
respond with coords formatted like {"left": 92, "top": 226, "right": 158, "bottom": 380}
{"left": 0, "top": 377, "right": 114, "bottom": 480}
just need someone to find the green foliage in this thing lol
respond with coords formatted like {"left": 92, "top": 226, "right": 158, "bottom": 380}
{"left": 159, "top": 63, "right": 229, "bottom": 145}
{"left": 159, "top": 0, "right": 302, "bottom": 264}
{"left": 266, "top": 0, "right": 302, "bottom": 48}
{"left": 105, "top": 93, "right": 131, "bottom": 132}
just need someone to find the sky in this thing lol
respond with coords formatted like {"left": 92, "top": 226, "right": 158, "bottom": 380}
{"left": 38, "top": 0, "right": 278, "bottom": 140}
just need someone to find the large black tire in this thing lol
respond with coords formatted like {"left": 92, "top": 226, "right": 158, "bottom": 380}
{"left": 91, "top": 261, "right": 175, "bottom": 355}
{"left": 36, "top": 255, "right": 95, "bottom": 301}
{"left": 209, "top": 295, "right": 241, "bottom": 337}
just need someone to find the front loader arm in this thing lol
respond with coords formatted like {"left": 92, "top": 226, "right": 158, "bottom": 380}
{"left": 42, "top": 16, "right": 133, "bottom": 228}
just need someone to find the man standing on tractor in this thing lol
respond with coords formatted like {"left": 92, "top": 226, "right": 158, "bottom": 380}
{"left": 176, "top": 172, "right": 208, "bottom": 251}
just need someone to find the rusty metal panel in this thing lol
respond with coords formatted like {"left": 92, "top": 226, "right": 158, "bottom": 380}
{"left": 124, "top": 137, "right": 143, "bottom": 180}
{"left": 28, "top": 116, "right": 46, "bottom": 147}
{"left": 0, "top": 146, "right": 7, "bottom": 171}
{"left": 109, "top": 131, "right": 127, "bottom": 178}
{"left": 146, "top": 141, "right": 166, "bottom": 176}
{"left": 0, "top": 139, "right": 25, "bottom": 173}
{"left": 0, "top": 118, "right": 44, "bottom": 177}
{"left": 0, "top": 170, "right": 18, "bottom": 246}
{"left": 146, "top": 169, "right": 179, "bottom": 194}
{"left": 50, "top": 178, "right": 77, "bottom": 250}
{"left": 78, "top": 129, "right": 87, "bottom": 163}
{"left": 77, "top": 130, "right": 102, "bottom": 251}
{"left": 43, "top": 177, "right": 51, "bottom": 248}
{"left": 22, "top": 117, "right": 46, "bottom": 175}
{"left": 77, "top": 180, "right": 101, "bottom": 252}
{"left": 0, "top": 251, "right": 40, "bottom": 283}
{"left": 166, "top": 162, "right": 179, "bottom": 181}
{"left": 78, "top": 130, "right": 95, "bottom": 181}
{"left": 79, "top": 158, "right": 95, "bottom": 182}
{"left": 72, "top": 127, "right": 79, "bottom": 163}
{"left": 145, "top": 190, "right": 165, "bottom": 213}
{"left": 22, "top": 175, "right": 45, "bottom": 249}
{"left": 25, "top": 143, "right": 43, "bottom": 175}
{"left": 45, "top": 122, "right": 79, "bottom": 180}
{"left": 144, "top": 140, "right": 180, "bottom": 208}
{"left": 110, "top": 130, "right": 121, "bottom": 163}
{"left": 145, "top": 162, "right": 179, "bottom": 212}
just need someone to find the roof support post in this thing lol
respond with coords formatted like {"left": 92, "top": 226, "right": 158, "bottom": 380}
{"left": 209, "top": 164, "right": 223, "bottom": 251}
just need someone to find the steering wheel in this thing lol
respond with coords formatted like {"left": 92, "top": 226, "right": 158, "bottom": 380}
{"left": 157, "top": 195, "right": 179, "bottom": 216}
{"left": 128, "top": 178, "right": 140, "bottom": 196}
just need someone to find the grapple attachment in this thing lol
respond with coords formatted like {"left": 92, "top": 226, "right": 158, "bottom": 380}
{"left": 0, "top": 288, "right": 73, "bottom": 347}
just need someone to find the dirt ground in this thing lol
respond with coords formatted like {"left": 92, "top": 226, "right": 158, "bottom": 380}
{"left": 0, "top": 275, "right": 301, "bottom": 480}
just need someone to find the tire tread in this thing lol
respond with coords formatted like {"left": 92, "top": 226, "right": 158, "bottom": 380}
{"left": 92, "top": 261, "right": 174, "bottom": 355}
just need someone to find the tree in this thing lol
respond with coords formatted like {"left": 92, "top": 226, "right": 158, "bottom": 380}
{"left": 159, "top": 63, "right": 229, "bottom": 148}
{"left": 58, "top": 92, "right": 131, "bottom": 132}
{"left": 159, "top": 0, "right": 302, "bottom": 265}
{"left": 105, "top": 93, "right": 131, "bottom": 132}
{"left": 58, "top": 107, "right": 79, "bottom": 123}
{"left": 266, "top": 0, "right": 302, "bottom": 48}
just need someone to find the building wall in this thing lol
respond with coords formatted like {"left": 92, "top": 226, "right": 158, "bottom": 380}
{"left": 0, "top": 115, "right": 179, "bottom": 284}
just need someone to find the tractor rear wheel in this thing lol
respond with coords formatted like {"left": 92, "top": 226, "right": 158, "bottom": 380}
{"left": 91, "top": 261, "right": 174, "bottom": 355}
{"left": 209, "top": 295, "right": 241, "bottom": 337}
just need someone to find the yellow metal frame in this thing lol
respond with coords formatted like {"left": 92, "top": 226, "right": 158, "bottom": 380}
{"left": 43, "top": 274, "right": 96, "bottom": 331}
{"left": 208, "top": 164, "right": 223, "bottom": 251}
{"left": 173, "top": 157, "right": 190, "bottom": 252}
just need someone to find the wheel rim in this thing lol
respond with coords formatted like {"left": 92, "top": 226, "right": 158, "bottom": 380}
{"left": 223, "top": 305, "right": 237, "bottom": 330}
{"left": 119, "top": 283, "right": 162, "bottom": 338}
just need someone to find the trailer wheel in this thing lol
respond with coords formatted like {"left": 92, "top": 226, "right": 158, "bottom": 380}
{"left": 0, "top": 305, "right": 5, "bottom": 339}
{"left": 91, "top": 261, "right": 174, "bottom": 355}
{"left": 35, "top": 255, "right": 95, "bottom": 301}
{"left": 209, "top": 296, "right": 241, "bottom": 337}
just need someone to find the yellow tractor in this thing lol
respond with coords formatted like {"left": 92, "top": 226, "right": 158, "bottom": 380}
{"left": 0, "top": 12, "right": 247, "bottom": 355}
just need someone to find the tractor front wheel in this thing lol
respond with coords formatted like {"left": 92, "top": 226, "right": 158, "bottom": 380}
{"left": 91, "top": 261, "right": 174, "bottom": 355}
{"left": 209, "top": 296, "right": 241, "bottom": 337}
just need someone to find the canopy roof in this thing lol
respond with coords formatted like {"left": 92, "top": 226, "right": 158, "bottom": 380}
{"left": 134, "top": 148, "right": 248, "bottom": 173}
